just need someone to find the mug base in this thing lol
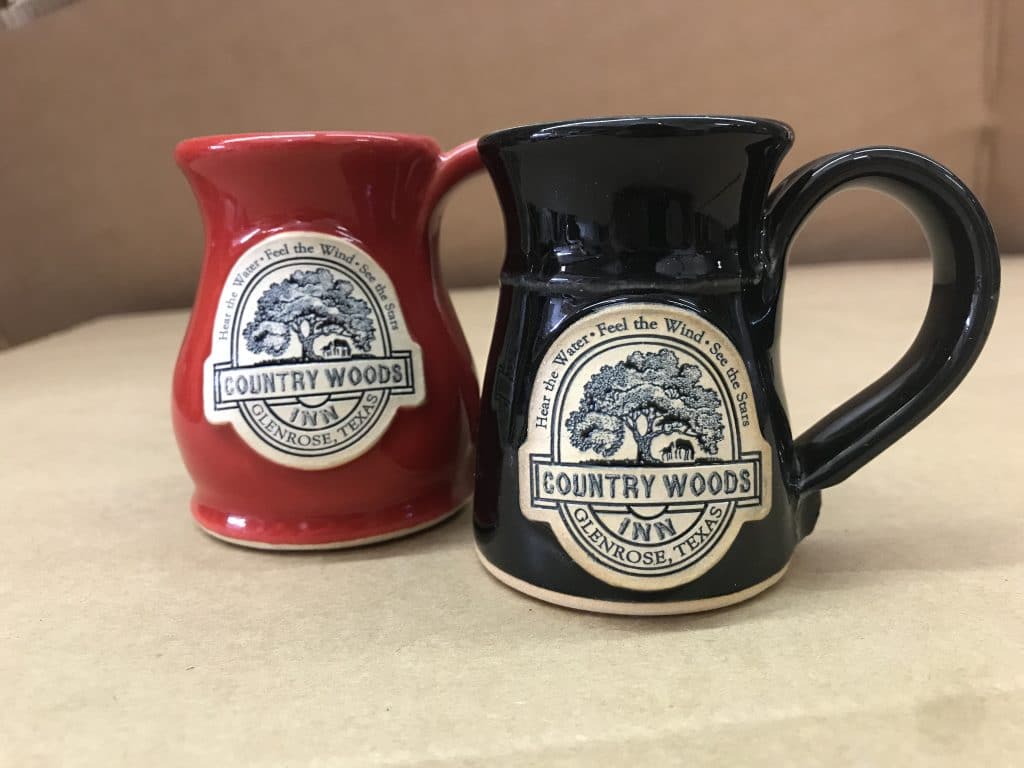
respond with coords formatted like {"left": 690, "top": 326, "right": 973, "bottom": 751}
{"left": 476, "top": 547, "right": 789, "bottom": 615}
{"left": 192, "top": 493, "right": 469, "bottom": 551}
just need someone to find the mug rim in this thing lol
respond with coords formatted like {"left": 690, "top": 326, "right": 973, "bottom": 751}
{"left": 175, "top": 131, "right": 442, "bottom": 164}
{"left": 479, "top": 115, "right": 794, "bottom": 147}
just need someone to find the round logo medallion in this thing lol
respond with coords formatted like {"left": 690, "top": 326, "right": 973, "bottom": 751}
{"left": 204, "top": 232, "right": 424, "bottom": 470}
{"left": 518, "top": 302, "right": 772, "bottom": 590}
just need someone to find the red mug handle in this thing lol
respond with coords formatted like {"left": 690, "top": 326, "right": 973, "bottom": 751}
{"left": 420, "top": 139, "right": 486, "bottom": 435}
{"left": 423, "top": 140, "right": 485, "bottom": 226}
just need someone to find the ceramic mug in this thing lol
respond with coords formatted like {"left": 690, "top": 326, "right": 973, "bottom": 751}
{"left": 173, "top": 132, "right": 482, "bottom": 548}
{"left": 473, "top": 116, "right": 1000, "bottom": 614}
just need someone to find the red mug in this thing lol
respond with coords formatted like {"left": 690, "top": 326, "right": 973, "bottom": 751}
{"left": 173, "top": 132, "right": 482, "bottom": 548}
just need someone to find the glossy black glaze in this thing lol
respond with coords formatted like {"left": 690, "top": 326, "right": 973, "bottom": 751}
{"left": 762, "top": 149, "right": 1001, "bottom": 491}
{"left": 474, "top": 116, "right": 1000, "bottom": 608}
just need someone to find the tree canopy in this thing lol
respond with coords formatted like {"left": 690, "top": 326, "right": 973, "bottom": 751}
{"left": 566, "top": 349, "right": 724, "bottom": 464}
{"left": 243, "top": 268, "right": 375, "bottom": 361}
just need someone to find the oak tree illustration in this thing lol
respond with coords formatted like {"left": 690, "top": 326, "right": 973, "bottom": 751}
{"left": 243, "top": 268, "right": 375, "bottom": 361}
{"left": 566, "top": 349, "right": 725, "bottom": 464}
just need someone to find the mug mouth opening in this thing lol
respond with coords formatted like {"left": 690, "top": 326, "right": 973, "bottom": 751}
{"left": 479, "top": 115, "right": 794, "bottom": 147}
{"left": 175, "top": 131, "right": 442, "bottom": 165}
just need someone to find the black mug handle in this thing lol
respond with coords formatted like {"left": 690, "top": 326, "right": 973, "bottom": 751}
{"left": 764, "top": 147, "right": 1000, "bottom": 493}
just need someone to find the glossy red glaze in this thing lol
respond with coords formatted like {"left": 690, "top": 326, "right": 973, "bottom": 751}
{"left": 173, "top": 132, "right": 482, "bottom": 548}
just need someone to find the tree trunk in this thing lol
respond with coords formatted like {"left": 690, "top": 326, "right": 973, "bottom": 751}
{"left": 637, "top": 433, "right": 655, "bottom": 465}
{"left": 627, "top": 422, "right": 645, "bottom": 464}
{"left": 299, "top": 333, "right": 320, "bottom": 361}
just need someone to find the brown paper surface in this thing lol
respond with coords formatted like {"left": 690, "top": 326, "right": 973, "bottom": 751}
{"left": 1, "top": 260, "right": 1021, "bottom": 765}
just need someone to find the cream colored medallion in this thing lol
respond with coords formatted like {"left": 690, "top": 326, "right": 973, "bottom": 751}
{"left": 517, "top": 302, "right": 773, "bottom": 591}
{"left": 204, "top": 231, "right": 424, "bottom": 470}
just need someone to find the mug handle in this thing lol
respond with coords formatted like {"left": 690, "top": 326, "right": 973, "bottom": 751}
{"left": 764, "top": 147, "right": 1000, "bottom": 493}
{"left": 419, "top": 139, "right": 486, "bottom": 435}
{"left": 422, "top": 140, "right": 485, "bottom": 226}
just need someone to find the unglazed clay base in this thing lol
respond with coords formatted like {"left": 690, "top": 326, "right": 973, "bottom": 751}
{"left": 476, "top": 547, "right": 789, "bottom": 616}
{"left": 197, "top": 502, "right": 466, "bottom": 551}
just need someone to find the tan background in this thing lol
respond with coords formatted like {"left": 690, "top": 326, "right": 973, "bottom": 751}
{"left": 2, "top": 260, "right": 1022, "bottom": 765}
{"left": 0, "top": 0, "right": 1020, "bottom": 347}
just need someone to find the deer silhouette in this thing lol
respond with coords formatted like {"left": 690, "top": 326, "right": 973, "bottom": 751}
{"left": 673, "top": 438, "right": 695, "bottom": 461}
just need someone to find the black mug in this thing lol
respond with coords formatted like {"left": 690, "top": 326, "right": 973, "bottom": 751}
{"left": 473, "top": 116, "right": 1000, "bottom": 615}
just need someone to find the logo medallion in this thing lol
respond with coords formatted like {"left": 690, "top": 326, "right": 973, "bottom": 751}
{"left": 204, "top": 232, "right": 424, "bottom": 470}
{"left": 518, "top": 302, "right": 772, "bottom": 590}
